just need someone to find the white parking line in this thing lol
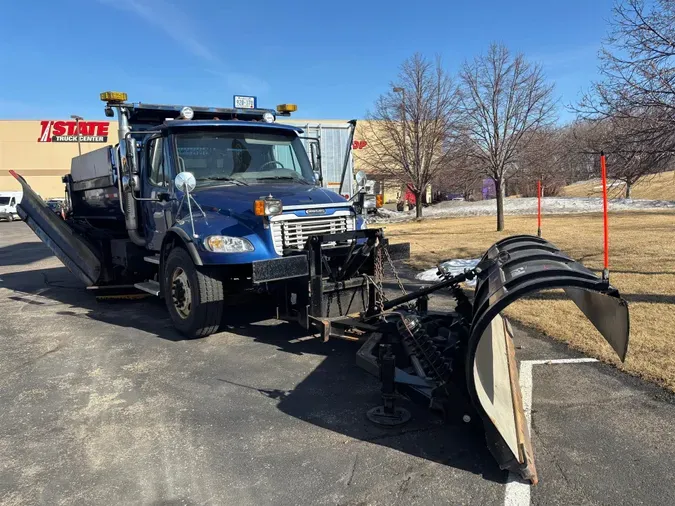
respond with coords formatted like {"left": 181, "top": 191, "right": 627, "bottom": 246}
{"left": 503, "top": 358, "right": 599, "bottom": 506}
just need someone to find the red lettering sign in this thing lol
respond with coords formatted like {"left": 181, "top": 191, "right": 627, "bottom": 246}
{"left": 352, "top": 140, "right": 367, "bottom": 150}
{"left": 37, "top": 120, "right": 110, "bottom": 143}
{"left": 52, "top": 121, "right": 67, "bottom": 137}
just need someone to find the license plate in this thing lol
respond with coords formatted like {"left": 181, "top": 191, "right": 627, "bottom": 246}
{"left": 233, "top": 95, "right": 257, "bottom": 109}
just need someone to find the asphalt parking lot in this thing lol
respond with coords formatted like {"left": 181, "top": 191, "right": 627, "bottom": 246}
{"left": 1, "top": 221, "right": 674, "bottom": 506}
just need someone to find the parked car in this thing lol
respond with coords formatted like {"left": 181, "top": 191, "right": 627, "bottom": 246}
{"left": 46, "top": 198, "right": 65, "bottom": 214}
{"left": 0, "top": 191, "right": 23, "bottom": 221}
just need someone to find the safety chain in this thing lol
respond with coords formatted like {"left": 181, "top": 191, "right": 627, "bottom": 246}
{"left": 336, "top": 281, "right": 344, "bottom": 316}
{"left": 382, "top": 244, "right": 407, "bottom": 296}
{"left": 326, "top": 289, "right": 333, "bottom": 317}
{"left": 373, "top": 245, "right": 386, "bottom": 313}
{"left": 326, "top": 282, "right": 345, "bottom": 317}
{"left": 364, "top": 242, "right": 407, "bottom": 315}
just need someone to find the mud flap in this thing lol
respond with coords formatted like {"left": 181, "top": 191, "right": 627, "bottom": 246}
{"left": 10, "top": 170, "right": 102, "bottom": 286}
{"left": 467, "top": 235, "right": 629, "bottom": 483}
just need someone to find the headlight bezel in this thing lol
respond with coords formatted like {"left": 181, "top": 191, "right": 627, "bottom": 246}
{"left": 253, "top": 197, "right": 283, "bottom": 216}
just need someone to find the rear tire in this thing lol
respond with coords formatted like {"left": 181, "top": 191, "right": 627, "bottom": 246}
{"left": 163, "top": 247, "right": 224, "bottom": 339}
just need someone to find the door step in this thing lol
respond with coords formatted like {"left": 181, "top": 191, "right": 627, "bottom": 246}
{"left": 144, "top": 255, "right": 160, "bottom": 265}
{"left": 134, "top": 280, "right": 160, "bottom": 296}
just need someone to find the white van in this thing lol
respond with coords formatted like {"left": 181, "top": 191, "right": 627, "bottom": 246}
{"left": 0, "top": 191, "right": 23, "bottom": 221}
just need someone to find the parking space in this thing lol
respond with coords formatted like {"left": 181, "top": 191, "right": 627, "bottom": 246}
{"left": 1, "top": 222, "right": 674, "bottom": 505}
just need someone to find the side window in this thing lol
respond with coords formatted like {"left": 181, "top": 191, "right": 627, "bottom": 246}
{"left": 148, "top": 138, "right": 166, "bottom": 186}
{"left": 273, "top": 144, "right": 299, "bottom": 172}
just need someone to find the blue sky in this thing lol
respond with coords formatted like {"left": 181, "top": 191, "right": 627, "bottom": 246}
{"left": 0, "top": 0, "right": 615, "bottom": 122}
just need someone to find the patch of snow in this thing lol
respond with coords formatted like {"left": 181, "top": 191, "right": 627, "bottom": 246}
{"left": 416, "top": 258, "right": 481, "bottom": 287}
{"left": 369, "top": 196, "right": 675, "bottom": 224}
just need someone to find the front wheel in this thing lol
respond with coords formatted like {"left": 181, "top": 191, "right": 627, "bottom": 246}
{"left": 163, "top": 247, "right": 224, "bottom": 338}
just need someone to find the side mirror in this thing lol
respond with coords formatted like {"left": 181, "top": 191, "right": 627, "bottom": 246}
{"left": 355, "top": 170, "right": 367, "bottom": 188}
{"left": 175, "top": 172, "right": 197, "bottom": 192}
{"left": 126, "top": 137, "right": 139, "bottom": 174}
{"left": 310, "top": 142, "right": 323, "bottom": 186}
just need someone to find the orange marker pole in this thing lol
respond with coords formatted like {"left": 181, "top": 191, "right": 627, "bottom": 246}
{"left": 600, "top": 152, "right": 609, "bottom": 280}
{"left": 537, "top": 180, "right": 542, "bottom": 237}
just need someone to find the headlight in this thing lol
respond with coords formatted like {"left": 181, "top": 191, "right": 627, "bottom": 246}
{"left": 262, "top": 112, "right": 275, "bottom": 123}
{"left": 204, "top": 236, "right": 254, "bottom": 253}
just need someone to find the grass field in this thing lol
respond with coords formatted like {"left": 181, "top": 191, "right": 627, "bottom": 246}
{"left": 382, "top": 211, "right": 675, "bottom": 391}
{"left": 561, "top": 170, "right": 675, "bottom": 200}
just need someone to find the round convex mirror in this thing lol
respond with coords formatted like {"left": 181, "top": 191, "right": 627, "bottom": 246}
{"left": 174, "top": 172, "right": 196, "bottom": 192}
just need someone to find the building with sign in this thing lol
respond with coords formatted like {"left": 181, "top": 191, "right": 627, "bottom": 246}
{"left": 0, "top": 120, "right": 116, "bottom": 198}
{"left": 0, "top": 117, "right": 408, "bottom": 201}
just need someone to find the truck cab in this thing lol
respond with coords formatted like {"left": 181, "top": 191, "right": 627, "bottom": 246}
{"left": 13, "top": 92, "right": 391, "bottom": 338}
{"left": 137, "top": 119, "right": 360, "bottom": 258}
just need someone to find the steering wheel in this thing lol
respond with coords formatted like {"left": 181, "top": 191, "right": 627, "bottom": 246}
{"left": 259, "top": 160, "right": 285, "bottom": 170}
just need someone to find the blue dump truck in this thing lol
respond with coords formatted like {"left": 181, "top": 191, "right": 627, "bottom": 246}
{"left": 13, "top": 92, "right": 390, "bottom": 338}
{"left": 13, "top": 92, "right": 630, "bottom": 484}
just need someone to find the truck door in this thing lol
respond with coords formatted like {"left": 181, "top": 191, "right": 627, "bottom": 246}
{"left": 143, "top": 137, "right": 172, "bottom": 251}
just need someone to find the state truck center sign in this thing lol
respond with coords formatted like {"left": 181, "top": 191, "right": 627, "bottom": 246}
{"left": 37, "top": 120, "right": 109, "bottom": 143}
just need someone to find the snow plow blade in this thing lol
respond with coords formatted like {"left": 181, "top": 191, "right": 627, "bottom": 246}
{"left": 10, "top": 170, "right": 102, "bottom": 286}
{"left": 468, "top": 235, "right": 630, "bottom": 483}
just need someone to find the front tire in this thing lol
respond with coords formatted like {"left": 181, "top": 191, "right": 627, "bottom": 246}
{"left": 163, "top": 247, "right": 224, "bottom": 338}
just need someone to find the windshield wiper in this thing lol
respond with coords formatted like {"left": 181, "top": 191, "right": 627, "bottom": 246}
{"left": 255, "top": 176, "right": 311, "bottom": 185}
{"left": 197, "top": 176, "right": 248, "bottom": 186}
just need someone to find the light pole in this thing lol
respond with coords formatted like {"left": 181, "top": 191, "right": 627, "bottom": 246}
{"left": 70, "top": 114, "right": 83, "bottom": 156}
{"left": 393, "top": 87, "right": 408, "bottom": 207}
{"left": 392, "top": 87, "right": 405, "bottom": 120}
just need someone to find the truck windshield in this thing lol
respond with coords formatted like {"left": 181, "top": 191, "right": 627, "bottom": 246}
{"left": 174, "top": 130, "right": 314, "bottom": 187}
{"left": 0, "top": 197, "right": 10, "bottom": 205}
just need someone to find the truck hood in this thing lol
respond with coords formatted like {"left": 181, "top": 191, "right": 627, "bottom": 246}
{"left": 190, "top": 183, "right": 348, "bottom": 212}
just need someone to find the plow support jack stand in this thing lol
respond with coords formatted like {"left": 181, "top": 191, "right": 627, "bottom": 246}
{"left": 465, "top": 235, "right": 629, "bottom": 484}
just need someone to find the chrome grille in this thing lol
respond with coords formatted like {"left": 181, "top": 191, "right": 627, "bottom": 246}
{"left": 270, "top": 212, "right": 355, "bottom": 255}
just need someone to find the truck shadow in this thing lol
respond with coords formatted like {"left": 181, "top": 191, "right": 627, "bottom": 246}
{"left": 0, "top": 241, "right": 58, "bottom": 266}
{"left": 0, "top": 266, "right": 186, "bottom": 342}
{"left": 227, "top": 317, "right": 506, "bottom": 484}
{"left": 1, "top": 265, "right": 505, "bottom": 483}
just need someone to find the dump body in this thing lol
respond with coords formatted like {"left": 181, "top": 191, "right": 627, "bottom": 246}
{"left": 67, "top": 145, "right": 125, "bottom": 224}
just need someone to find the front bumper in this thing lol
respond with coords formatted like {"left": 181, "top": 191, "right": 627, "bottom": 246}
{"left": 252, "top": 255, "right": 309, "bottom": 283}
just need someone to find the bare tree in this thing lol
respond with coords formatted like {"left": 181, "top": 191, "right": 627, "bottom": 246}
{"left": 573, "top": 118, "right": 671, "bottom": 198}
{"left": 440, "top": 158, "right": 485, "bottom": 200}
{"left": 578, "top": 0, "right": 675, "bottom": 156}
{"left": 458, "top": 43, "right": 557, "bottom": 230}
{"left": 357, "top": 53, "right": 461, "bottom": 218}
{"left": 511, "top": 127, "right": 568, "bottom": 197}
